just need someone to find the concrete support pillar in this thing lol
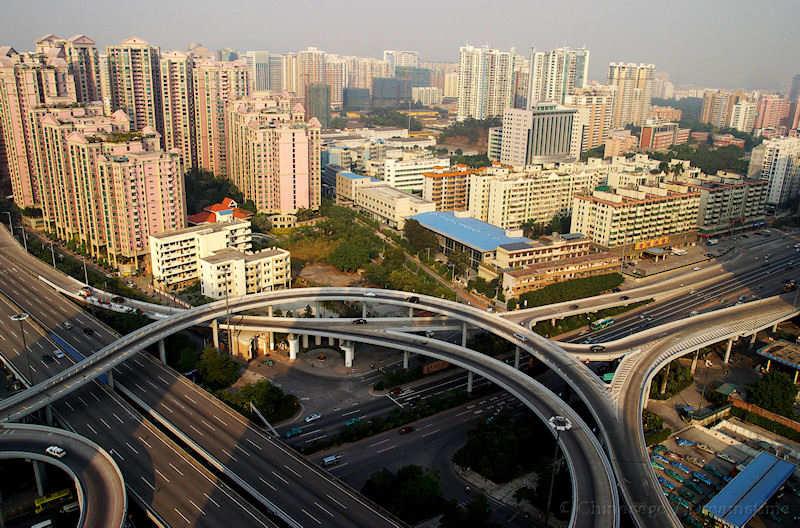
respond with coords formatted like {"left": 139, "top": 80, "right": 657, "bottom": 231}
{"left": 403, "top": 350, "right": 410, "bottom": 370}
{"left": 328, "top": 336, "right": 335, "bottom": 346}
{"left": 211, "top": 320, "right": 219, "bottom": 349}
{"left": 794, "top": 370, "right": 798, "bottom": 384}
{"left": 551, "top": 318, "right": 557, "bottom": 327}
{"left": 690, "top": 350, "right": 699, "bottom": 375}
{"left": 302, "top": 334, "right": 309, "bottom": 349}
{"left": 750, "top": 333, "right": 758, "bottom": 345}
{"left": 158, "top": 339, "right": 166, "bottom": 364}
{"left": 461, "top": 322, "right": 468, "bottom": 348}
{"left": 288, "top": 335, "right": 299, "bottom": 361}
{"left": 515, "top": 347, "right": 521, "bottom": 369}
{"left": 107, "top": 370, "right": 115, "bottom": 389}
{"left": 408, "top": 306, "right": 414, "bottom": 317}
{"left": 659, "top": 362, "right": 671, "bottom": 395}
{"left": 315, "top": 335, "right": 322, "bottom": 346}
{"left": 766, "top": 359, "right": 772, "bottom": 372}
{"left": 45, "top": 405, "right": 53, "bottom": 426}
{"left": 268, "top": 305, "right": 273, "bottom": 317}
{"left": 467, "top": 371, "right": 474, "bottom": 394}
{"left": 724, "top": 338, "right": 734, "bottom": 364}
{"left": 32, "top": 461, "right": 46, "bottom": 497}
{"left": 772, "top": 323, "right": 779, "bottom": 332}
{"left": 269, "top": 332, "right": 274, "bottom": 351}
{"left": 342, "top": 341, "right": 354, "bottom": 368}
{"left": 362, "top": 303, "right": 367, "bottom": 318}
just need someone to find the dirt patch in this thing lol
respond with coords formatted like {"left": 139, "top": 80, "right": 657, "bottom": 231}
{"left": 284, "top": 238, "right": 338, "bottom": 261}
{"left": 299, "top": 263, "right": 362, "bottom": 287}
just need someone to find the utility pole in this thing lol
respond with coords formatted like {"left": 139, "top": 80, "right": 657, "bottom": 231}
{"left": 50, "top": 242, "right": 56, "bottom": 268}
{"left": 544, "top": 416, "right": 572, "bottom": 527}
{"left": 19, "top": 226, "right": 27, "bottom": 252}
{"left": 81, "top": 257, "right": 89, "bottom": 285}
{"left": 1, "top": 212, "right": 12, "bottom": 237}
{"left": 10, "top": 313, "right": 31, "bottom": 384}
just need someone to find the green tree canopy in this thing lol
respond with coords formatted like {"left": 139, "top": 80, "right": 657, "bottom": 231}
{"left": 749, "top": 371, "right": 798, "bottom": 418}
{"left": 403, "top": 219, "right": 438, "bottom": 256}
{"left": 362, "top": 465, "right": 443, "bottom": 524}
{"left": 197, "top": 347, "right": 241, "bottom": 390}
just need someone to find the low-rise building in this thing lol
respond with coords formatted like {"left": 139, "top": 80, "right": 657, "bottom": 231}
{"left": 639, "top": 121, "right": 690, "bottom": 151}
{"left": 571, "top": 184, "right": 700, "bottom": 254}
{"left": 199, "top": 247, "right": 291, "bottom": 299}
{"left": 500, "top": 251, "right": 620, "bottom": 298}
{"left": 373, "top": 155, "right": 451, "bottom": 193}
{"left": 354, "top": 184, "right": 436, "bottom": 229}
{"left": 336, "top": 171, "right": 381, "bottom": 206}
{"left": 149, "top": 220, "right": 252, "bottom": 289}
{"left": 712, "top": 134, "right": 746, "bottom": 149}
{"left": 422, "top": 165, "right": 476, "bottom": 211}
{"left": 187, "top": 197, "right": 254, "bottom": 225}
{"left": 649, "top": 105, "right": 682, "bottom": 122}
{"left": 603, "top": 129, "right": 638, "bottom": 158}
{"left": 408, "top": 211, "right": 532, "bottom": 270}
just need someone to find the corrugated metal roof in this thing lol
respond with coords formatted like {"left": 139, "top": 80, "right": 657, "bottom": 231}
{"left": 702, "top": 451, "right": 795, "bottom": 528}
{"left": 410, "top": 212, "right": 532, "bottom": 252}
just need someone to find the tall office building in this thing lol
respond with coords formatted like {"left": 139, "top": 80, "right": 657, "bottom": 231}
{"left": 306, "top": 83, "right": 330, "bottom": 128}
{"left": 564, "top": 85, "right": 615, "bottom": 151}
{"left": 243, "top": 50, "right": 271, "bottom": 91}
{"left": 159, "top": 51, "right": 195, "bottom": 170}
{"left": 297, "top": 47, "right": 326, "bottom": 99}
{"left": 499, "top": 103, "right": 580, "bottom": 166}
{"left": 527, "top": 47, "right": 590, "bottom": 105}
{"left": 383, "top": 50, "right": 419, "bottom": 73}
{"left": 748, "top": 136, "right": 800, "bottom": 207}
{"left": 226, "top": 93, "right": 321, "bottom": 214}
{"left": 0, "top": 48, "right": 76, "bottom": 208}
{"left": 607, "top": 63, "right": 655, "bottom": 127}
{"left": 788, "top": 74, "right": 800, "bottom": 103}
{"left": 105, "top": 37, "right": 162, "bottom": 132}
{"left": 728, "top": 100, "right": 757, "bottom": 133}
{"left": 192, "top": 59, "right": 249, "bottom": 177}
{"left": 281, "top": 53, "right": 297, "bottom": 93}
{"left": 456, "top": 45, "right": 515, "bottom": 121}
{"left": 512, "top": 57, "right": 530, "bottom": 109}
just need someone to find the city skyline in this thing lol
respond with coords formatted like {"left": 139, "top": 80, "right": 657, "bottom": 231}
{"left": 2, "top": 0, "right": 799, "bottom": 91}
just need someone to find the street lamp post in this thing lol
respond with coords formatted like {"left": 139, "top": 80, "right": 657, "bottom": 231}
{"left": 544, "top": 415, "right": 572, "bottom": 527}
{"left": 1, "top": 212, "right": 12, "bottom": 237}
{"left": 19, "top": 226, "right": 27, "bottom": 252}
{"left": 50, "top": 242, "right": 56, "bottom": 268}
{"left": 9, "top": 313, "right": 31, "bottom": 384}
{"left": 81, "top": 257, "right": 89, "bottom": 285}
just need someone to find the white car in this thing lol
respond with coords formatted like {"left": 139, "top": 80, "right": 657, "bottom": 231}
{"left": 45, "top": 446, "right": 66, "bottom": 458}
{"left": 692, "top": 266, "right": 702, "bottom": 271}
{"left": 364, "top": 292, "right": 376, "bottom": 297}
{"left": 304, "top": 413, "right": 321, "bottom": 423}
{"left": 53, "top": 349, "right": 66, "bottom": 359}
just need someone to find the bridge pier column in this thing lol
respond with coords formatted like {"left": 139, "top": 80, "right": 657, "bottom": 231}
{"left": 268, "top": 305, "right": 273, "bottom": 317}
{"left": 158, "top": 339, "right": 166, "bottom": 364}
{"left": 269, "top": 332, "right": 274, "bottom": 351}
{"left": 32, "top": 461, "right": 46, "bottom": 497}
{"left": 750, "top": 333, "right": 758, "bottom": 348}
{"left": 107, "top": 370, "right": 115, "bottom": 389}
{"left": 342, "top": 341, "right": 354, "bottom": 368}
{"left": 315, "top": 334, "right": 321, "bottom": 346}
{"left": 466, "top": 371, "right": 473, "bottom": 394}
{"left": 794, "top": 370, "right": 798, "bottom": 384}
{"left": 362, "top": 303, "right": 367, "bottom": 318}
{"left": 403, "top": 350, "right": 410, "bottom": 370}
{"left": 45, "top": 405, "right": 53, "bottom": 426}
{"left": 724, "top": 338, "right": 734, "bottom": 364}
{"left": 288, "top": 334, "right": 299, "bottom": 361}
{"left": 462, "top": 322, "right": 468, "bottom": 348}
{"left": 551, "top": 318, "right": 557, "bottom": 327}
{"left": 302, "top": 334, "right": 309, "bottom": 349}
{"left": 691, "top": 351, "right": 699, "bottom": 375}
{"left": 772, "top": 323, "right": 779, "bottom": 332}
{"left": 211, "top": 320, "right": 219, "bottom": 349}
{"left": 659, "top": 362, "right": 671, "bottom": 395}
{"left": 515, "top": 347, "right": 521, "bottom": 369}
{"left": 328, "top": 336, "right": 335, "bottom": 346}
{"left": 409, "top": 306, "right": 414, "bottom": 317}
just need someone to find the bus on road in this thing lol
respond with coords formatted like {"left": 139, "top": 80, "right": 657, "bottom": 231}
{"left": 591, "top": 318, "right": 615, "bottom": 331}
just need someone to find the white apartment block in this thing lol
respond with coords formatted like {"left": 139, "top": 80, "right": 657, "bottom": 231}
{"left": 377, "top": 156, "right": 451, "bottom": 194}
{"left": 200, "top": 247, "right": 291, "bottom": 299}
{"left": 728, "top": 100, "right": 757, "bottom": 133}
{"left": 527, "top": 47, "right": 590, "bottom": 105}
{"left": 149, "top": 220, "right": 252, "bottom": 288}
{"left": 607, "top": 63, "right": 655, "bottom": 127}
{"left": 748, "top": 136, "right": 800, "bottom": 207}
{"left": 457, "top": 45, "right": 515, "bottom": 120}
{"left": 353, "top": 184, "right": 436, "bottom": 229}
{"left": 564, "top": 86, "right": 615, "bottom": 151}
{"left": 468, "top": 161, "right": 607, "bottom": 229}
{"left": 412, "top": 86, "right": 443, "bottom": 106}
{"left": 571, "top": 185, "right": 700, "bottom": 249}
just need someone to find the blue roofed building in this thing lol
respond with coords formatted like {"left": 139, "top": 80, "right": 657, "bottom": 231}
{"left": 702, "top": 451, "right": 795, "bottom": 528}
{"left": 408, "top": 211, "right": 532, "bottom": 269}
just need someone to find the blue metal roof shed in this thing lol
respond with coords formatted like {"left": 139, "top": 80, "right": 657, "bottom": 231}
{"left": 702, "top": 451, "right": 795, "bottom": 527}
{"left": 409, "top": 212, "right": 532, "bottom": 253}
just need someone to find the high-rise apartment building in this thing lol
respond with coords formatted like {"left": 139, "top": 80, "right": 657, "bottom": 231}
{"left": 192, "top": 59, "right": 249, "bottom": 177}
{"left": 35, "top": 34, "right": 101, "bottom": 104}
{"left": 297, "top": 47, "right": 326, "bottom": 99}
{"left": 498, "top": 104, "right": 581, "bottom": 166}
{"left": 564, "top": 85, "right": 615, "bottom": 151}
{"left": 512, "top": 57, "right": 530, "bottom": 109}
{"left": 0, "top": 49, "right": 76, "bottom": 207}
{"left": 346, "top": 57, "right": 391, "bottom": 90}
{"left": 159, "top": 51, "right": 195, "bottom": 170}
{"left": 748, "top": 136, "right": 800, "bottom": 207}
{"left": 754, "top": 94, "right": 791, "bottom": 130}
{"left": 728, "top": 100, "right": 757, "bottom": 133}
{"left": 105, "top": 37, "right": 162, "bottom": 132}
{"left": 324, "top": 57, "right": 347, "bottom": 109}
{"left": 789, "top": 74, "right": 800, "bottom": 104}
{"left": 226, "top": 93, "right": 321, "bottom": 214}
{"left": 700, "top": 90, "right": 738, "bottom": 128}
{"left": 456, "top": 45, "right": 515, "bottom": 121}
{"left": 527, "top": 47, "right": 589, "bottom": 105}
{"left": 412, "top": 86, "right": 443, "bottom": 106}
{"left": 281, "top": 53, "right": 298, "bottom": 93}
{"left": 243, "top": 50, "right": 272, "bottom": 92}
{"left": 651, "top": 72, "right": 674, "bottom": 99}
{"left": 383, "top": 50, "right": 419, "bottom": 73}
{"left": 443, "top": 71, "right": 459, "bottom": 98}
{"left": 607, "top": 63, "right": 655, "bottom": 127}
{"left": 422, "top": 165, "right": 476, "bottom": 211}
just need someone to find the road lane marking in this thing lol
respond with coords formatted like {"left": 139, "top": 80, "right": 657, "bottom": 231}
{"left": 369, "top": 438, "right": 391, "bottom": 447}
{"left": 138, "top": 436, "right": 152, "bottom": 449}
{"left": 283, "top": 464, "right": 302, "bottom": 478}
{"left": 173, "top": 508, "right": 190, "bottom": 524}
{"left": 301, "top": 509, "right": 322, "bottom": 525}
{"left": 325, "top": 494, "right": 347, "bottom": 509}
{"left": 422, "top": 428, "right": 441, "bottom": 438}
{"left": 203, "top": 492, "right": 221, "bottom": 508}
{"left": 169, "top": 462, "right": 184, "bottom": 476}
{"left": 258, "top": 476, "right": 277, "bottom": 491}
{"left": 314, "top": 502, "right": 334, "bottom": 518}
{"left": 376, "top": 444, "right": 396, "bottom": 454}
{"left": 125, "top": 442, "right": 139, "bottom": 454}
{"left": 140, "top": 476, "right": 155, "bottom": 490}
{"left": 271, "top": 470, "right": 288, "bottom": 484}
{"left": 155, "top": 468, "right": 170, "bottom": 483}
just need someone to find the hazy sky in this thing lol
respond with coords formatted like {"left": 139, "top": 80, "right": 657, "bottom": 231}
{"left": 3, "top": 0, "right": 798, "bottom": 90}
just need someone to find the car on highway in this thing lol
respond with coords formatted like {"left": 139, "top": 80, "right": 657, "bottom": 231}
{"left": 364, "top": 292, "right": 376, "bottom": 297}
{"left": 322, "top": 454, "right": 342, "bottom": 467}
{"left": 53, "top": 349, "right": 65, "bottom": 359}
{"left": 589, "top": 345, "right": 606, "bottom": 353}
{"left": 406, "top": 295, "right": 419, "bottom": 303}
{"left": 41, "top": 354, "right": 55, "bottom": 363}
{"left": 284, "top": 427, "right": 302, "bottom": 439}
{"left": 45, "top": 446, "right": 66, "bottom": 458}
{"left": 63, "top": 321, "right": 73, "bottom": 330}
{"left": 619, "top": 295, "right": 630, "bottom": 300}
{"left": 345, "top": 417, "right": 362, "bottom": 426}
{"left": 352, "top": 318, "right": 368, "bottom": 325}
{"left": 304, "top": 413, "right": 322, "bottom": 423}
{"left": 692, "top": 266, "right": 702, "bottom": 271}
{"left": 82, "top": 327, "right": 95, "bottom": 336}
{"left": 398, "top": 426, "right": 415, "bottom": 435}
{"left": 512, "top": 333, "right": 527, "bottom": 342}
{"left": 689, "top": 310, "right": 699, "bottom": 316}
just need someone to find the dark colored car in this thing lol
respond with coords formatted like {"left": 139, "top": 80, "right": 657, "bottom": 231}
{"left": 620, "top": 295, "right": 630, "bottom": 300}
{"left": 82, "top": 327, "right": 95, "bottom": 336}
{"left": 352, "top": 318, "right": 368, "bottom": 325}
{"left": 398, "top": 426, "right": 415, "bottom": 435}
{"left": 590, "top": 345, "right": 606, "bottom": 353}
{"left": 406, "top": 296, "right": 420, "bottom": 304}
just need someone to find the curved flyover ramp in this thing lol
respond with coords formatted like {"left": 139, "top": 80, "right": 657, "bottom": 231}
{"left": 0, "top": 423, "right": 126, "bottom": 528}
